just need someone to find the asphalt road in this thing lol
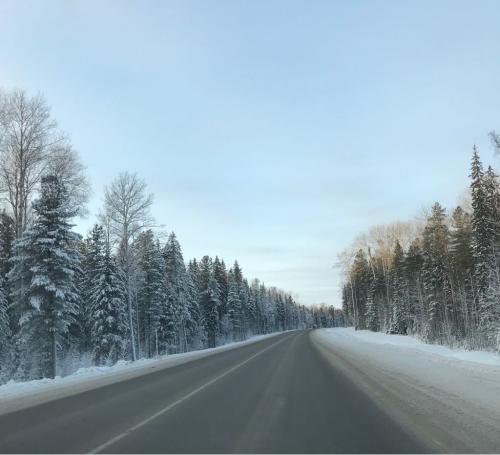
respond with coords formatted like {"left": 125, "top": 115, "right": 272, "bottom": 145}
{"left": 0, "top": 330, "right": 431, "bottom": 453}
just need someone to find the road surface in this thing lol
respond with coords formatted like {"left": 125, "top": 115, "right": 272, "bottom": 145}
{"left": 0, "top": 330, "right": 432, "bottom": 453}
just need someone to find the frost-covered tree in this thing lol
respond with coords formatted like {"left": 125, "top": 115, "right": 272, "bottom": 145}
{"left": 275, "top": 293, "right": 286, "bottom": 332}
{"left": 365, "top": 269, "right": 379, "bottom": 332}
{"left": 78, "top": 224, "right": 106, "bottom": 353}
{"left": 243, "top": 279, "right": 256, "bottom": 334}
{"left": 185, "top": 263, "right": 202, "bottom": 347}
{"left": 0, "top": 211, "right": 15, "bottom": 281}
{"left": 0, "top": 90, "right": 60, "bottom": 238}
{"left": 350, "top": 249, "right": 370, "bottom": 330}
{"left": 0, "top": 89, "right": 88, "bottom": 237}
{"left": 9, "top": 175, "right": 80, "bottom": 378}
{"left": 470, "top": 148, "right": 492, "bottom": 300}
{"left": 205, "top": 277, "right": 220, "bottom": 348}
{"left": 89, "top": 233, "right": 127, "bottom": 365}
{"left": 163, "top": 232, "right": 191, "bottom": 353}
{"left": 403, "top": 239, "right": 425, "bottom": 334}
{"left": 449, "top": 207, "right": 473, "bottom": 282}
{"left": 261, "top": 285, "right": 276, "bottom": 333}
{"left": 213, "top": 257, "right": 228, "bottom": 320}
{"left": 134, "top": 230, "right": 166, "bottom": 357}
{"left": 390, "top": 241, "right": 408, "bottom": 335}
{"left": 227, "top": 274, "right": 243, "bottom": 341}
{"left": 101, "top": 172, "right": 154, "bottom": 361}
{"left": 421, "top": 202, "right": 450, "bottom": 342}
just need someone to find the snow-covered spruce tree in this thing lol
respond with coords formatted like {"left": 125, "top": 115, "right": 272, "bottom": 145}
{"left": 275, "top": 293, "right": 286, "bottom": 332}
{"left": 230, "top": 261, "right": 248, "bottom": 337}
{"left": 89, "top": 232, "right": 128, "bottom": 365}
{"left": 134, "top": 231, "right": 166, "bottom": 357}
{"left": 262, "top": 286, "right": 276, "bottom": 333}
{"left": 78, "top": 224, "right": 106, "bottom": 354}
{"left": 449, "top": 206, "right": 474, "bottom": 339}
{"left": 350, "top": 249, "right": 370, "bottom": 330}
{"left": 341, "top": 284, "right": 353, "bottom": 326}
{"left": 243, "top": 279, "right": 257, "bottom": 334}
{"left": 9, "top": 175, "right": 80, "bottom": 379}
{"left": 213, "top": 257, "right": 228, "bottom": 324}
{"left": 421, "top": 202, "right": 451, "bottom": 343}
{"left": 469, "top": 149, "right": 500, "bottom": 348}
{"left": 239, "top": 278, "right": 251, "bottom": 335}
{"left": 185, "top": 263, "right": 202, "bottom": 348}
{"left": 403, "top": 239, "right": 425, "bottom": 335}
{"left": 484, "top": 166, "right": 500, "bottom": 256}
{"left": 197, "top": 256, "right": 219, "bottom": 347}
{"left": 0, "top": 211, "right": 15, "bottom": 281}
{"left": 286, "top": 294, "right": 297, "bottom": 330}
{"left": 205, "top": 276, "right": 220, "bottom": 348}
{"left": 449, "top": 207, "right": 473, "bottom": 283}
{"left": 163, "top": 232, "right": 191, "bottom": 353}
{"left": 481, "top": 166, "right": 500, "bottom": 349}
{"left": 250, "top": 279, "right": 265, "bottom": 333}
{"left": 389, "top": 241, "right": 408, "bottom": 335}
{"left": 227, "top": 273, "right": 243, "bottom": 341}
{"left": 0, "top": 211, "right": 15, "bottom": 379}
{"left": 470, "top": 148, "right": 492, "bottom": 303}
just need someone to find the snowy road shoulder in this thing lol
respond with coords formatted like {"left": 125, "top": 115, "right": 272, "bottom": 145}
{"left": 315, "top": 327, "right": 500, "bottom": 367}
{"left": 312, "top": 328, "right": 500, "bottom": 453}
{"left": 0, "top": 332, "right": 287, "bottom": 416}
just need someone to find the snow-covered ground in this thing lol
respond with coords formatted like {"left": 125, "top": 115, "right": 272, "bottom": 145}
{"left": 313, "top": 328, "right": 500, "bottom": 453}
{"left": 0, "top": 332, "right": 285, "bottom": 416}
{"left": 320, "top": 327, "right": 500, "bottom": 366}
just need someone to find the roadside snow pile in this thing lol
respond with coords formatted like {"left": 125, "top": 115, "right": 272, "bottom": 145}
{"left": 322, "top": 327, "right": 500, "bottom": 366}
{"left": 0, "top": 332, "right": 283, "bottom": 414}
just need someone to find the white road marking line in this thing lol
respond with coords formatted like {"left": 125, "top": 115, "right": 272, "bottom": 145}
{"left": 89, "top": 333, "right": 294, "bottom": 454}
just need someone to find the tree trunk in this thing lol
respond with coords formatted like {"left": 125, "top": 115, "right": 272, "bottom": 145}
{"left": 51, "top": 329, "right": 57, "bottom": 379}
{"left": 127, "top": 286, "right": 137, "bottom": 361}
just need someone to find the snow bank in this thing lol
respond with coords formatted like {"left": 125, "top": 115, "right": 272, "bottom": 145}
{"left": 322, "top": 327, "right": 500, "bottom": 366}
{"left": 313, "top": 328, "right": 500, "bottom": 453}
{"left": 0, "top": 332, "right": 285, "bottom": 416}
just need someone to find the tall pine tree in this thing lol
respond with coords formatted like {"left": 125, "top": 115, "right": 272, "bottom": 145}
{"left": 9, "top": 175, "right": 80, "bottom": 378}
{"left": 90, "top": 231, "right": 127, "bottom": 365}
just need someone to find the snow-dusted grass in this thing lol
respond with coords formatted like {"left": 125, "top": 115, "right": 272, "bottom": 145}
{"left": 0, "top": 332, "right": 286, "bottom": 416}
{"left": 323, "top": 327, "right": 500, "bottom": 366}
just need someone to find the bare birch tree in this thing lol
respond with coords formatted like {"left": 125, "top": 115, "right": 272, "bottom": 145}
{"left": 45, "top": 143, "right": 91, "bottom": 216}
{"left": 0, "top": 89, "right": 90, "bottom": 236}
{"left": 101, "top": 172, "right": 154, "bottom": 360}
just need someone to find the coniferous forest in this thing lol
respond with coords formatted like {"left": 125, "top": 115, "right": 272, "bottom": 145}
{"left": 340, "top": 143, "right": 500, "bottom": 353}
{"left": 0, "top": 89, "right": 342, "bottom": 384}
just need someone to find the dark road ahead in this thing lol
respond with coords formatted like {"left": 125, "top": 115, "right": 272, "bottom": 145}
{"left": 0, "top": 331, "right": 430, "bottom": 453}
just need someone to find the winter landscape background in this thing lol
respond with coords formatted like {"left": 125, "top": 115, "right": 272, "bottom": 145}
{"left": 2, "top": 3, "right": 500, "bottom": 453}
{"left": 1, "top": 0, "right": 500, "bottom": 389}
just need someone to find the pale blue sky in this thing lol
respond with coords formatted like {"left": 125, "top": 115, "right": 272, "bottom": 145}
{"left": 1, "top": 0, "right": 500, "bottom": 307}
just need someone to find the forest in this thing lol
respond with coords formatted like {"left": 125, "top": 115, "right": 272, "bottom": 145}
{"left": 340, "top": 141, "right": 500, "bottom": 353}
{"left": 0, "top": 89, "right": 341, "bottom": 384}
